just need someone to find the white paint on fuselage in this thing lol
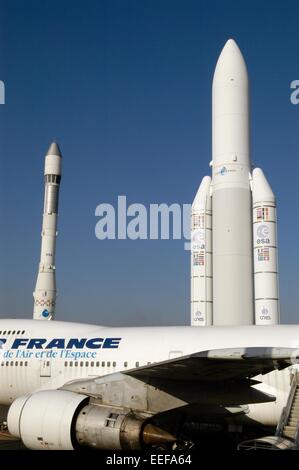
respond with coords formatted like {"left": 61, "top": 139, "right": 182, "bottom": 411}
{"left": 0, "top": 319, "right": 298, "bottom": 426}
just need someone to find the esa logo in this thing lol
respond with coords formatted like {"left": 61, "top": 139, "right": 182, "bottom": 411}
{"left": 191, "top": 229, "right": 205, "bottom": 250}
{"left": 256, "top": 224, "right": 270, "bottom": 244}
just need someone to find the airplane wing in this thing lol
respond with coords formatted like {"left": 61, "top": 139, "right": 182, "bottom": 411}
{"left": 62, "top": 347, "right": 299, "bottom": 396}
{"left": 124, "top": 347, "right": 299, "bottom": 383}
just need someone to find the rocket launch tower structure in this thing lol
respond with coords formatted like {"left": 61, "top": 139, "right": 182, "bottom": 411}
{"left": 33, "top": 142, "right": 62, "bottom": 320}
{"left": 191, "top": 39, "right": 279, "bottom": 327}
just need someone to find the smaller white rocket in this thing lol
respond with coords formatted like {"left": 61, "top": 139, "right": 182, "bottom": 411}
{"left": 33, "top": 142, "right": 62, "bottom": 320}
{"left": 191, "top": 39, "right": 279, "bottom": 327}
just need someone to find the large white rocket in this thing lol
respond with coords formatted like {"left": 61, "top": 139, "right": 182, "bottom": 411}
{"left": 191, "top": 39, "right": 279, "bottom": 326}
{"left": 33, "top": 142, "right": 62, "bottom": 320}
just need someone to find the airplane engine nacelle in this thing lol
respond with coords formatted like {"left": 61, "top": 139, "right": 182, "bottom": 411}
{"left": 75, "top": 404, "right": 145, "bottom": 450}
{"left": 7, "top": 390, "right": 173, "bottom": 450}
{"left": 7, "top": 390, "right": 89, "bottom": 450}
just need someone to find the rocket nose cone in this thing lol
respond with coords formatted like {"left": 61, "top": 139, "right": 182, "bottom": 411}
{"left": 213, "top": 38, "right": 248, "bottom": 86}
{"left": 46, "top": 142, "right": 62, "bottom": 157}
{"left": 223, "top": 38, "right": 240, "bottom": 53}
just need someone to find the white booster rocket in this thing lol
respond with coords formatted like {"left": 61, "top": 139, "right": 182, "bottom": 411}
{"left": 191, "top": 39, "right": 279, "bottom": 327}
{"left": 33, "top": 142, "right": 62, "bottom": 320}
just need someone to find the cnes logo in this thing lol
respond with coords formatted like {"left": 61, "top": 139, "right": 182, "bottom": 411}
{"left": 290, "top": 80, "right": 299, "bottom": 105}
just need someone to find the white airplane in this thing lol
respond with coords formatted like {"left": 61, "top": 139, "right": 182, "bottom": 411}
{"left": 0, "top": 318, "right": 298, "bottom": 450}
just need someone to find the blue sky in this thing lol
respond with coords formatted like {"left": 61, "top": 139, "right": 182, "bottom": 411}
{"left": 0, "top": 0, "right": 298, "bottom": 325}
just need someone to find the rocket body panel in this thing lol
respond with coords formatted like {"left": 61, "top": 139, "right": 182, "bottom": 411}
{"left": 44, "top": 183, "right": 60, "bottom": 214}
{"left": 252, "top": 168, "right": 279, "bottom": 325}
{"left": 212, "top": 188, "right": 254, "bottom": 325}
{"left": 33, "top": 143, "right": 62, "bottom": 321}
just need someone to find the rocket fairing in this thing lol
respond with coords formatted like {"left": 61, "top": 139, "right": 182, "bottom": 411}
{"left": 191, "top": 39, "right": 279, "bottom": 327}
{"left": 33, "top": 142, "right": 62, "bottom": 320}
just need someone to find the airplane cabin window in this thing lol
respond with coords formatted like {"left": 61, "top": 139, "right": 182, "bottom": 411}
{"left": 20, "top": 362, "right": 23, "bottom": 366}
{"left": 80, "top": 362, "right": 84, "bottom": 367}
{"left": 25, "top": 362, "right": 28, "bottom": 366}
{"left": 107, "top": 361, "right": 111, "bottom": 367}
{"left": 91, "top": 362, "right": 94, "bottom": 367}
{"left": 101, "top": 362, "right": 105, "bottom": 367}
{"left": 96, "top": 361, "right": 100, "bottom": 367}
{"left": 113, "top": 362, "right": 116, "bottom": 367}
{"left": 22, "top": 331, "right": 25, "bottom": 334}
{"left": 75, "top": 362, "right": 78, "bottom": 367}
{"left": 85, "top": 362, "right": 89, "bottom": 367}
{"left": 70, "top": 362, "right": 73, "bottom": 367}
{"left": 64, "top": 361, "right": 67, "bottom": 367}
{"left": 135, "top": 362, "right": 139, "bottom": 367}
{"left": 124, "top": 362, "right": 128, "bottom": 367}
